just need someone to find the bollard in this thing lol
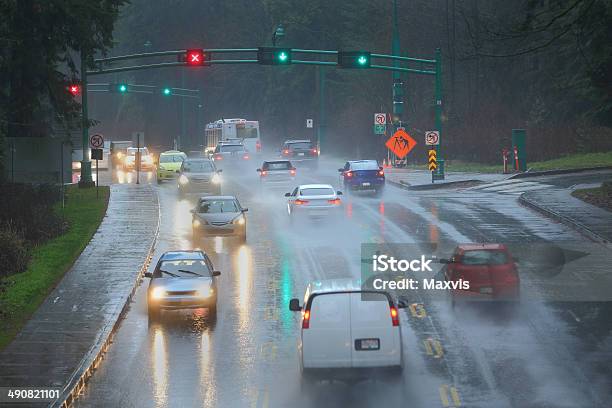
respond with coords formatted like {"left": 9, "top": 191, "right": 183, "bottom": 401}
{"left": 513, "top": 146, "right": 519, "bottom": 172}
{"left": 502, "top": 148, "right": 509, "bottom": 174}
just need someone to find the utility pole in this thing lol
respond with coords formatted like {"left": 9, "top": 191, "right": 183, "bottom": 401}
{"left": 434, "top": 47, "right": 444, "bottom": 179}
{"left": 392, "top": 0, "right": 404, "bottom": 136}
{"left": 79, "top": 51, "right": 94, "bottom": 187}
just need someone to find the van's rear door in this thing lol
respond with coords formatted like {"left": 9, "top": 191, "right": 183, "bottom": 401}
{"left": 302, "top": 293, "right": 352, "bottom": 368}
{"left": 350, "top": 292, "right": 400, "bottom": 367}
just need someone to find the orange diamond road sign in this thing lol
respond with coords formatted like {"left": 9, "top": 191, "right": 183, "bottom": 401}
{"left": 385, "top": 129, "right": 417, "bottom": 158}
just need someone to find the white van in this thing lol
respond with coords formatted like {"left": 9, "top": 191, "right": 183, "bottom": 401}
{"left": 289, "top": 279, "right": 405, "bottom": 381}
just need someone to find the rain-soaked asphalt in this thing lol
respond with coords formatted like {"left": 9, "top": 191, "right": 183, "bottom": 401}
{"left": 74, "top": 157, "right": 612, "bottom": 408}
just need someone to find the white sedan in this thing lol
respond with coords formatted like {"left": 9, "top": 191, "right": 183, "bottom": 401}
{"left": 285, "top": 184, "right": 343, "bottom": 219}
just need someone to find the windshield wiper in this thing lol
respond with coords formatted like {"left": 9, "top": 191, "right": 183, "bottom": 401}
{"left": 159, "top": 270, "right": 179, "bottom": 277}
{"left": 177, "top": 269, "right": 204, "bottom": 277}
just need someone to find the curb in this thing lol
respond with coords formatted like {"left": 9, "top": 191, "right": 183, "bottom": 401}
{"left": 518, "top": 192, "right": 608, "bottom": 244}
{"left": 52, "top": 186, "right": 161, "bottom": 408}
{"left": 388, "top": 178, "right": 483, "bottom": 191}
{"left": 508, "top": 165, "right": 612, "bottom": 179}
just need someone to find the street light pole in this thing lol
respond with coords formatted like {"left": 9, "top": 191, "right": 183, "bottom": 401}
{"left": 434, "top": 47, "right": 444, "bottom": 179}
{"left": 392, "top": 0, "right": 404, "bottom": 138}
{"left": 79, "top": 51, "right": 94, "bottom": 187}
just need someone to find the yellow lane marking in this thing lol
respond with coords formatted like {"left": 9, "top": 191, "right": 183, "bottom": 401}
{"left": 439, "top": 384, "right": 461, "bottom": 407}
{"left": 423, "top": 338, "right": 444, "bottom": 358}
{"left": 409, "top": 303, "right": 427, "bottom": 318}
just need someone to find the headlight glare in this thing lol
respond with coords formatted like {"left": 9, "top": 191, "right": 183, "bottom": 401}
{"left": 193, "top": 219, "right": 201, "bottom": 228}
{"left": 151, "top": 286, "right": 165, "bottom": 299}
{"left": 211, "top": 173, "right": 221, "bottom": 184}
{"left": 178, "top": 174, "right": 189, "bottom": 185}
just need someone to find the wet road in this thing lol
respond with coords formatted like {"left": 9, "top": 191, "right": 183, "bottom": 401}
{"left": 74, "top": 159, "right": 612, "bottom": 408}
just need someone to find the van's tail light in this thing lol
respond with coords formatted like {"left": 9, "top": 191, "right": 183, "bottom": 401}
{"left": 378, "top": 170, "right": 385, "bottom": 177}
{"left": 295, "top": 199, "right": 309, "bottom": 205}
{"left": 282, "top": 149, "right": 290, "bottom": 156}
{"left": 328, "top": 198, "right": 341, "bottom": 205}
{"left": 302, "top": 309, "right": 310, "bottom": 329}
{"left": 311, "top": 148, "right": 318, "bottom": 156}
{"left": 256, "top": 141, "right": 262, "bottom": 151}
{"left": 390, "top": 306, "right": 399, "bottom": 326}
{"left": 290, "top": 169, "right": 296, "bottom": 176}
{"left": 345, "top": 171, "right": 353, "bottom": 178}
{"left": 243, "top": 154, "right": 250, "bottom": 160}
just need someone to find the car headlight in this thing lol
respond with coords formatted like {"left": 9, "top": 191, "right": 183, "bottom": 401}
{"left": 211, "top": 173, "right": 221, "bottom": 184}
{"left": 197, "top": 287, "right": 213, "bottom": 298}
{"left": 234, "top": 215, "right": 246, "bottom": 225}
{"left": 143, "top": 156, "right": 153, "bottom": 163}
{"left": 151, "top": 286, "right": 165, "bottom": 300}
{"left": 193, "top": 219, "right": 201, "bottom": 228}
{"left": 116, "top": 152, "right": 123, "bottom": 159}
{"left": 178, "top": 174, "right": 189, "bottom": 185}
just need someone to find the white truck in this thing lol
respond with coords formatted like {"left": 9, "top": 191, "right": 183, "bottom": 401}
{"left": 204, "top": 118, "right": 261, "bottom": 154}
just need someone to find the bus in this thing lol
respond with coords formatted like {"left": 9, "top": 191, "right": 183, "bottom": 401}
{"left": 204, "top": 118, "right": 261, "bottom": 154}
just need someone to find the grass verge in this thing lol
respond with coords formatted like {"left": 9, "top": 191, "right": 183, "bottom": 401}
{"left": 571, "top": 182, "right": 612, "bottom": 212}
{"left": 0, "top": 185, "right": 109, "bottom": 350}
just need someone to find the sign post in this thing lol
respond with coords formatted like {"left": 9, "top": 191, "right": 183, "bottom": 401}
{"left": 89, "top": 133, "right": 104, "bottom": 197}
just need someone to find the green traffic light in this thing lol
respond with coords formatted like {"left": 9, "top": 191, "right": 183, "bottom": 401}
{"left": 357, "top": 56, "right": 368, "bottom": 65}
{"left": 278, "top": 52, "right": 288, "bottom": 62}
{"left": 118, "top": 84, "right": 127, "bottom": 93}
{"left": 162, "top": 88, "right": 171, "bottom": 96}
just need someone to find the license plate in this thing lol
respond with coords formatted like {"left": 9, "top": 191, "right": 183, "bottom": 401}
{"left": 480, "top": 287, "right": 493, "bottom": 294}
{"left": 362, "top": 182, "right": 371, "bottom": 186}
{"left": 298, "top": 152, "right": 305, "bottom": 156}
{"left": 355, "top": 338, "right": 380, "bottom": 351}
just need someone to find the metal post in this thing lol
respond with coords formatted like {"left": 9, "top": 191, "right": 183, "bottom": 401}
{"left": 197, "top": 99, "right": 203, "bottom": 154}
{"left": 79, "top": 51, "right": 94, "bottom": 187}
{"left": 392, "top": 0, "right": 403, "bottom": 135}
{"left": 10, "top": 139, "right": 15, "bottom": 183}
{"left": 434, "top": 47, "right": 444, "bottom": 179}
{"left": 180, "top": 70, "right": 185, "bottom": 150}
{"left": 317, "top": 67, "right": 326, "bottom": 154}
{"left": 136, "top": 133, "right": 140, "bottom": 184}
{"left": 96, "top": 159, "right": 99, "bottom": 198}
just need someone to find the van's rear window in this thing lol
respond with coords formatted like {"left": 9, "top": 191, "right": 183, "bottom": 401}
{"left": 462, "top": 250, "right": 508, "bottom": 265}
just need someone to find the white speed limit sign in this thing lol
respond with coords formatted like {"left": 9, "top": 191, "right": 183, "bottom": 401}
{"left": 425, "top": 130, "right": 439, "bottom": 146}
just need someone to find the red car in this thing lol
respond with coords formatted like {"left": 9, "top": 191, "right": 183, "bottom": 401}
{"left": 441, "top": 244, "right": 520, "bottom": 304}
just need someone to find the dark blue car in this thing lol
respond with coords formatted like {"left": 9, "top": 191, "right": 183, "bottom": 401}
{"left": 338, "top": 160, "right": 385, "bottom": 196}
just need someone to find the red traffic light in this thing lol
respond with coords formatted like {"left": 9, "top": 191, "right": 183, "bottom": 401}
{"left": 68, "top": 84, "right": 81, "bottom": 96}
{"left": 185, "top": 49, "right": 205, "bottom": 66}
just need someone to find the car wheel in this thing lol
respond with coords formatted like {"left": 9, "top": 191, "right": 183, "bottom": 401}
{"left": 148, "top": 303, "right": 160, "bottom": 322}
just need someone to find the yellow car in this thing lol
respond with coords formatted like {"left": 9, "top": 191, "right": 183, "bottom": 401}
{"left": 157, "top": 150, "right": 187, "bottom": 183}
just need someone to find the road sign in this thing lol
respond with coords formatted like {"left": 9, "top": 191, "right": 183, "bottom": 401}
{"left": 89, "top": 133, "right": 104, "bottom": 149}
{"left": 374, "top": 124, "right": 386, "bottom": 134}
{"left": 428, "top": 149, "right": 438, "bottom": 171}
{"left": 385, "top": 129, "right": 417, "bottom": 158}
{"left": 425, "top": 130, "right": 439, "bottom": 145}
{"left": 374, "top": 113, "right": 386, "bottom": 125}
{"left": 306, "top": 119, "right": 313, "bottom": 128}
{"left": 91, "top": 148, "right": 103, "bottom": 160}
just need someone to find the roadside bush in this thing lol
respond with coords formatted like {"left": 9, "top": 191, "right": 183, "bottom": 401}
{"left": 0, "top": 226, "right": 30, "bottom": 278}
{"left": 0, "top": 183, "right": 66, "bottom": 244}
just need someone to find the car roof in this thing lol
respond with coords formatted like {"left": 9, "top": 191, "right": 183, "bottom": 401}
{"left": 298, "top": 184, "right": 334, "bottom": 189}
{"left": 160, "top": 250, "right": 206, "bottom": 261}
{"left": 160, "top": 150, "right": 185, "bottom": 155}
{"left": 218, "top": 142, "right": 244, "bottom": 146}
{"left": 184, "top": 157, "right": 213, "bottom": 162}
{"left": 348, "top": 159, "right": 377, "bottom": 164}
{"left": 457, "top": 243, "right": 508, "bottom": 251}
{"left": 284, "top": 139, "right": 312, "bottom": 144}
{"left": 263, "top": 160, "right": 291, "bottom": 164}
{"left": 307, "top": 278, "right": 369, "bottom": 295}
{"left": 198, "top": 195, "right": 237, "bottom": 201}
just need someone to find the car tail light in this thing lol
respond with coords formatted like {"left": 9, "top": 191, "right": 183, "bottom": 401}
{"left": 311, "top": 148, "right": 318, "bottom": 155}
{"left": 214, "top": 154, "right": 223, "bottom": 160}
{"left": 328, "top": 198, "right": 341, "bottom": 205}
{"left": 390, "top": 306, "right": 399, "bottom": 326}
{"left": 282, "top": 149, "right": 290, "bottom": 155}
{"left": 243, "top": 154, "right": 250, "bottom": 160}
{"left": 345, "top": 171, "right": 353, "bottom": 178}
{"left": 260, "top": 170, "right": 267, "bottom": 177}
{"left": 290, "top": 169, "right": 296, "bottom": 176}
{"left": 302, "top": 309, "right": 310, "bottom": 329}
{"left": 256, "top": 141, "right": 262, "bottom": 151}
{"left": 295, "top": 199, "right": 309, "bottom": 205}
{"left": 378, "top": 170, "right": 385, "bottom": 176}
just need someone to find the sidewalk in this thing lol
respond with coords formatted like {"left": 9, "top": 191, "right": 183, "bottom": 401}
{"left": 520, "top": 188, "right": 612, "bottom": 243}
{"left": 385, "top": 168, "right": 506, "bottom": 190}
{"left": 0, "top": 184, "right": 159, "bottom": 407}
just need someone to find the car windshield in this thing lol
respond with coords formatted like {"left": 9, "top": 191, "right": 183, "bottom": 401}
{"left": 264, "top": 162, "right": 291, "bottom": 170}
{"left": 160, "top": 154, "right": 185, "bottom": 163}
{"left": 198, "top": 199, "right": 239, "bottom": 213}
{"left": 461, "top": 250, "right": 509, "bottom": 265}
{"left": 159, "top": 260, "right": 212, "bottom": 277}
{"left": 287, "top": 142, "right": 312, "bottom": 150}
{"left": 300, "top": 187, "right": 334, "bottom": 196}
{"left": 127, "top": 147, "right": 149, "bottom": 156}
{"left": 219, "top": 145, "right": 245, "bottom": 152}
{"left": 351, "top": 160, "right": 379, "bottom": 170}
{"left": 183, "top": 161, "right": 214, "bottom": 172}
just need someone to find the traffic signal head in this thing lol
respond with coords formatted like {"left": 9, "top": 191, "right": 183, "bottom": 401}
{"left": 257, "top": 47, "right": 292, "bottom": 65}
{"left": 338, "top": 51, "right": 371, "bottom": 68}
{"left": 181, "top": 49, "right": 209, "bottom": 66}
{"left": 118, "top": 83, "right": 128, "bottom": 93}
{"left": 68, "top": 84, "right": 81, "bottom": 96}
{"left": 162, "top": 87, "right": 171, "bottom": 96}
